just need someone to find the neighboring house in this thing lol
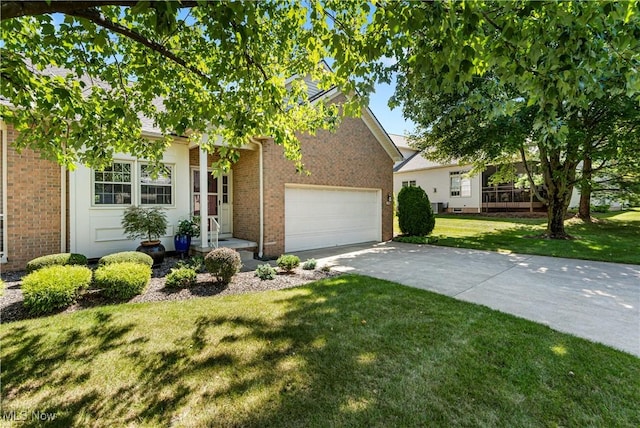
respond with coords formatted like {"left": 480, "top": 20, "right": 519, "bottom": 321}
{"left": 0, "top": 89, "right": 402, "bottom": 271}
{"left": 392, "top": 138, "right": 557, "bottom": 213}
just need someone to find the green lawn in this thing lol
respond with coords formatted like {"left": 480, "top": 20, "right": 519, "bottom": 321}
{"left": 400, "top": 209, "right": 640, "bottom": 264}
{"left": 2, "top": 275, "right": 638, "bottom": 427}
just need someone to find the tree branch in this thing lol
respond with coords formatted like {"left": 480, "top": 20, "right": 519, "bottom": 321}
{"left": 519, "top": 144, "right": 547, "bottom": 204}
{"left": 69, "top": 8, "right": 211, "bottom": 82}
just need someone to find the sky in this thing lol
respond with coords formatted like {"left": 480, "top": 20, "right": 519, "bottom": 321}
{"left": 368, "top": 76, "right": 415, "bottom": 137}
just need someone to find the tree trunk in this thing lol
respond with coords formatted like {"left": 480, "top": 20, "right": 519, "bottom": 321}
{"left": 578, "top": 156, "right": 593, "bottom": 221}
{"left": 539, "top": 144, "right": 577, "bottom": 239}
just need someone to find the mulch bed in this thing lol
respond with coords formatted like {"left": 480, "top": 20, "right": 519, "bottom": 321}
{"left": 0, "top": 256, "right": 338, "bottom": 324}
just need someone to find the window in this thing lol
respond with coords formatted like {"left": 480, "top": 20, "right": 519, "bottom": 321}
{"left": 94, "top": 161, "right": 132, "bottom": 205}
{"left": 140, "top": 164, "right": 173, "bottom": 205}
{"left": 402, "top": 180, "right": 416, "bottom": 188}
{"left": 450, "top": 171, "right": 471, "bottom": 197}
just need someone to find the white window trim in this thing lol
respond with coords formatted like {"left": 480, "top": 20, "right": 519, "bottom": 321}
{"left": 139, "top": 162, "right": 175, "bottom": 207}
{"left": 450, "top": 171, "right": 471, "bottom": 198}
{"left": 91, "top": 160, "right": 134, "bottom": 207}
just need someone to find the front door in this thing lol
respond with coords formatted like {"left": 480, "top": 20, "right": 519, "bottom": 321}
{"left": 191, "top": 169, "right": 232, "bottom": 238}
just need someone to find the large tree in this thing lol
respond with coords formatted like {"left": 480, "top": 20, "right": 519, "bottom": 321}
{"left": 1, "top": 0, "right": 390, "bottom": 171}
{"left": 390, "top": 1, "right": 640, "bottom": 238}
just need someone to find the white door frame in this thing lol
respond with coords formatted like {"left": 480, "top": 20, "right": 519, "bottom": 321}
{"left": 190, "top": 167, "right": 233, "bottom": 239}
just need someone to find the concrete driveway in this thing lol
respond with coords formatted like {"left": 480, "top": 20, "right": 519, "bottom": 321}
{"left": 293, "top": 242, "right": 640, "bottom": 357}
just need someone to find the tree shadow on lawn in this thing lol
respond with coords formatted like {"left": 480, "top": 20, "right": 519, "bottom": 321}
{"left": 435, "top": 219, "right": 640, "bottom": 264}
{"left": 1, "top": 275, "right": 639, "bottom": 427}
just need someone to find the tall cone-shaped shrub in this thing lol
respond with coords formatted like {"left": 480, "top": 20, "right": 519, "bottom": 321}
{"left": 397, "top": 186, "right": 435, "bottom": 236}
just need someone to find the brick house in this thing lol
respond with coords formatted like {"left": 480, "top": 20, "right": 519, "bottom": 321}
{"left": 0, "top": 89, "right": 401, "bottom": 271}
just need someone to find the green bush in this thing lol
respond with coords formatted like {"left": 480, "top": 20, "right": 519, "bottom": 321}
{"left": 98, "top": 251, "right": 154, "bottom": 267}
{"left": 302, "top": 259, "right": 317, "bottom": 270}
{"left": 21, "top": 265, "right": 92, "bottom": 315}
{"left": 165, "top": 267, "right": 198, "bottom": 289}
{"left": 255, "top": 264, "right": 277, "bottom": 281}
{"left": 591, "top": 204, "right": 611, "bottom": 213}
{"left": 277, "top": 254, "right": 300, "bottom": 273}
{"left": 94, "top": 262, "right": 151, "bottom": 299}
{"left": 175, "top": 255, "right": 205, "bottom": 273}
{"left": 204, "top": 247, "right": 242, "bottom": 284}
{"left": 396, "top": 185, "right": 435, "bottom": 236}
{"left": 0, "top": 278, "right": 5, "bottom": 296}
{"left": 26, "top": 253, "right": 88, "bottom": 273}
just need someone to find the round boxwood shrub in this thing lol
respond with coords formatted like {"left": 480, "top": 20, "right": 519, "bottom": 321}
{"left": 255, "top": 264, "right": 277, "bottom": 281}
{"left": 165, "top": 267, "right": 198, "bottom": 289}
{"left": 204, "top": 247, "right": 242, "bottom": 284}
{"left": 302, "top": 259, "right": 317, "bottom": 270}
{"left": 21, "top": 265, "right": 92, "bottom": 315}
{"left": 26, "top": 253, "right": 88, "bottom": 273}
{"left": 277, "top": 254, "right": 300, "bottom": 273}
{"left": 396, "top": 185, "right": 435, "bottom": 236}
{"left": 98, "top": 251, "right": 153, "bottom": 267}
{"left": 94, "top": 262, "right": 151, "bottom": 299}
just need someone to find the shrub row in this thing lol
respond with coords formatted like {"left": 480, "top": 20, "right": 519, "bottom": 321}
{"left": 22, "top": 251, "right": 153, "bottom": 315}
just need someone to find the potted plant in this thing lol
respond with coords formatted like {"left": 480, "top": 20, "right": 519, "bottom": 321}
{"left": 174, "top": 215, "right": 200, "bottom": 256}
{"left": 121, "top": 206, "right": 168, "bottom": 266}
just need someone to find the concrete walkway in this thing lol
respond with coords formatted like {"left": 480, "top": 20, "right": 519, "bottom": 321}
{"left": 290, "top": 242, "right": 640, "bottom": 357}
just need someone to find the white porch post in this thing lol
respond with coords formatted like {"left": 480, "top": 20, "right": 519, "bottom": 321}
{"left": 199, "top": 140, "right": 209, "bottom": 248}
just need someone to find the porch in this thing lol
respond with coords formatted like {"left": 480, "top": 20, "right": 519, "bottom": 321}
{"left": 481, "top": 185, "right": 546, "bottom": 212}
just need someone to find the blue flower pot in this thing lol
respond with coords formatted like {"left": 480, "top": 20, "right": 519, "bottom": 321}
{"left": 174, "top": 234, "right": 191, "bottom": 255}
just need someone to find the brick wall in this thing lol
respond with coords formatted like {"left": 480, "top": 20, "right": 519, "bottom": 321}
{"left": 2, "top": 124, "right": 63, "bottom": 271}
{"left": 261, "top": 95, "right": 395, "bottom": 257}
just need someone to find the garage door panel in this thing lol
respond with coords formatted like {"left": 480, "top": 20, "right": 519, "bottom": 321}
{"left": 285, "top": 186, "right": 381, "bottom": 252}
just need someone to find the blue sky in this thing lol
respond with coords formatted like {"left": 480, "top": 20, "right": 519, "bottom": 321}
{"left": 368, "top": 76, "right": 415, "bottom": 137}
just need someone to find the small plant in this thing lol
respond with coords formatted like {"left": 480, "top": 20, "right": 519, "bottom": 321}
{"left": 0, "top": 278, "right": 5, "bottom": 296}
{"left": 26, "top": 253, "right": 88, "bottom": 273}
{"left": 98, "top": 251, "right": 154, "bottom": 267}
{"left": 320, "top": 265, "right": 331, "bottom": 273}
{"left": 176, "top": 215, "right": 201, "bottom": 237}
{"left": 204, "top": 247, "right": 242, "bottom": 284}
{"left": 302, "top": 259, "right": 317, "bottom": 270}
{"left": 396, "top": 185, "right": 435, "bottom": 236}
{"left": 94, "top": 262, "right": 151, "bottom": 299}
{"left": 121, "top": 206, "right": 168, "bottom": 243}
{"left": 255, "top": 264, "right": 277, "bottom": 281}
{"left": 175, "top": 255, "right": 205, "bottom": 272}
{"left": 21, "top": 265, "right": 92, "bottom": 314}
{"left": 591, "top": 204, "right": 611, "bottom": 213}
{"left": 277, "top": 254, "right": 300, "bottom": 273}
{"left": 165, "top": 267, "right": 198, "bottom": 289}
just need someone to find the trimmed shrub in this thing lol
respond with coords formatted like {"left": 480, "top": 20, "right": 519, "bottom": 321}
{"left": 204, "top": 247, "right": 242, "bottom": 284}
{"left": 26, "top": 253, "right": 88, "bottom": 273}
{"left": 255, "top": 264, "right": 277, "bottom": 281}
{"left": 94, "top": 262, "right": 151, "bottom": 299}
{"left": 302, "top": 259, "right": 317, "bottom": 270}
{"left": 98, "top": 251, "right": 153, "bottom": 267}
{"left": 277, "top": 254, "right": 300, "bottom": 273}
{"left": 21, "top": 265, "right": 92, "bottom": 314}
{"left": 165, "top": 267, "right": 198, "bottom": 289}
{"left": 396, "top": 185, "right": 435, "bottom": 236}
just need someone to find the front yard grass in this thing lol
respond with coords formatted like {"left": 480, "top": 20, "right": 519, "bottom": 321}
{"left": 401, "top": 209, "right": 640, "bottom": 264}
{"left": 1, "top": 275, "right": 638, "bottom": 427}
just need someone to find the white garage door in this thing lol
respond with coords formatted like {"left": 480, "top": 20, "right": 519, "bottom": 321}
{"left": 285, "top": 185, "right": 381, "bottom": 252}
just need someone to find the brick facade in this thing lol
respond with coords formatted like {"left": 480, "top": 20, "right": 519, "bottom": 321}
{"left": 1, "top": 124, "right": 63, "bottom": 272}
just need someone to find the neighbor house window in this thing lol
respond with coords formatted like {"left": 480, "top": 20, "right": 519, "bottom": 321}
{"left": 94, "top": 161, "right": 132, "bottom": 205}
{"left": 140, "top": 164, "right": 173, "bottom": 205}
{"left": 450, "top": 171, "right": 471, "bottom": 197}
{"left": 402, "top": 180, "right": 416, "bottom": 188}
